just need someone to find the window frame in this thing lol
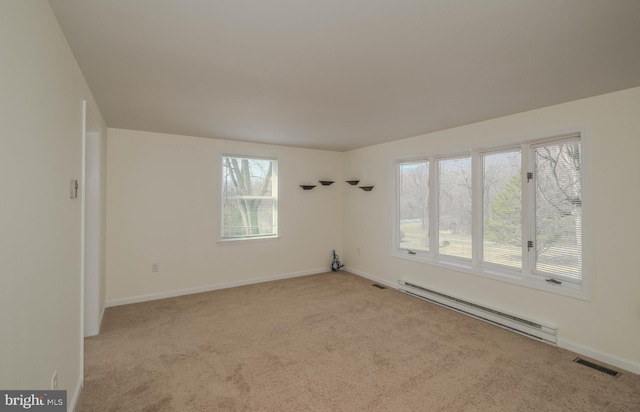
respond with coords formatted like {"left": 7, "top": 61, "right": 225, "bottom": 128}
{"left": 220, "top": 154, "right": 279, "bottom": 242}
{"left": 391, "top": 130, "right": 589, "bottom": 300}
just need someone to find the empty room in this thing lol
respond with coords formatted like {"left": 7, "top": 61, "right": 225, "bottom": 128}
{"left": 2, "top": 1, "right": 640, "bottom": 411}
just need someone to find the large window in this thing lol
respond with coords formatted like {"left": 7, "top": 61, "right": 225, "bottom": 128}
{"left": 394, "top": 133, "right": 585, "bottom": 296}
{"left": 398, "top": 160, "right": 430, "bottom": 253}
{"left": 532, "top": 139, "right": 582, "bottom": 282}
{"left": 221, "top": 155, "right": 278, "bottom": 240}
{"left": 482, "top": 149, "right": 522, "bottom": 269}
{"left": 439, "top": 156, "right": 472, "bottom": 259}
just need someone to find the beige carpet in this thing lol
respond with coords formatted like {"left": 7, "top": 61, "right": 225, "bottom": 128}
{"left": 78, "top": 272, "right": 640, "bottom": 411}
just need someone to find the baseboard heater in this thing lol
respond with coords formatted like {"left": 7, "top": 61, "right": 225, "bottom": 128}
{"left": 398, "top": 280, "right": 557, "bottom": 344}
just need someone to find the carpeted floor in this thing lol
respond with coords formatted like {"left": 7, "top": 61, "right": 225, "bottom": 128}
{"left": 78, "top": 272, "right": 640, "bottom": 411}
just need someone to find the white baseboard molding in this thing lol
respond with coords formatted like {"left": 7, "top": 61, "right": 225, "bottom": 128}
{"left": 343, "top": 267, "right": 399, "bottom": 290}
{"left": 69, "top": 375, "right": 82, "bottom": 412}
{"left": 558, "top": 338, "right": 640, "bottom": 375}
{"left": 106, "top": 268, "right": 330, "bottom": 307}
{"left": 347, "top": 267, "right": 640, "bottom": 376}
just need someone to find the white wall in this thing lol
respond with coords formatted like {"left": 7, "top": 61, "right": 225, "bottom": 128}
{"left": 0, "top": 0, "right": 105, "bottom": 404}
{"left": 105, "top": 129, "right": 344, "bottom": 304}
{"left": 343, "top": 87, "right": 640, "bottom": 372}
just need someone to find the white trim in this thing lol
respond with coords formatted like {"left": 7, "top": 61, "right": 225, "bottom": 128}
{"left": 98, "top": 304, "right": 105, "bottom": 330}
{"left": 69, "top": 375, "right": 82, "bottom": 412}
{"left": 217, "top": 235, "right": 281, "bottom": 245}
{"left": 106, "top": 268, "right": 330, "bottom": 307}
{"left": 344, "top": 267, "right": 398, "bottom": 290}
{"left": 390, "top": 250, "right": 587, "bottom": 300}
{"left": 79, "top": 100, "right": 87, "bottom": 392}
{"left": 558, "top": 338, "right": 640, "bottom": 376}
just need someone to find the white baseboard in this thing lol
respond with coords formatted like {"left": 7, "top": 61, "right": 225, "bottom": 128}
{"left": 69, "top": 375, "right": 82, "bottom": 412}
{"left": 558, "top": 338, "right": 640, "bottom": 375}
{"left": 344, "top": 267, "right": 398, "bottom": 290}
{"left": 347, "top": 267, "right": 640, "bottom": 376}
{"left": 106, "top": 268, "right": 330, "bottom": 307}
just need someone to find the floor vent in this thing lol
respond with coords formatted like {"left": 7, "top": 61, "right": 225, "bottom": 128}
{"left": 398, "top": 280, "right": 557, "bottom": 344}
{"left": 574, "top": 358, "right": 621, "bottom": 378}
{"left": 371, "top": 284, "right": 386, "bottom": 289}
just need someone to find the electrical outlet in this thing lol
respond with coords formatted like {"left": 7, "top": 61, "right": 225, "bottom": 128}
{"left": 151, "top": 262, "right": 159, "bottom": 273}
{"left": 51, "top": 371, "right": 58, "bottom": 390}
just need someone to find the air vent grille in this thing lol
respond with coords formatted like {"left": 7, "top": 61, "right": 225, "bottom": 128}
{"left": 574, "top": 358, "right": 621, "bottom": 377}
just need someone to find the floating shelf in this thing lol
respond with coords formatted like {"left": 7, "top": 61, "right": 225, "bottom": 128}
{"left": 359, "top": 186, "right": 374, "bottom": 191}
{"left": 346, "top": 180, "right": 360, "bottom": 185}
{"left": 300, "top": 185, "right": 316, "bottom": 190}
{"left": 318, "top": 180, "right": 335, "bottom": 186}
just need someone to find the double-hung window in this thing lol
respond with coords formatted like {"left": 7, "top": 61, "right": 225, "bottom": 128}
{"left": 394, "top": 132, "right": 585, "bottom": 296}
{"left": 221, "top": 155, "right": 278, "bottom": 240}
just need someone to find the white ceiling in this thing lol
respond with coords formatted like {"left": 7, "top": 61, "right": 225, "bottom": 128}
{"left": 49, "top": 0, "right": 640, "bottom": 151}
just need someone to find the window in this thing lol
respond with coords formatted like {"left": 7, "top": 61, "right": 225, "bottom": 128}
{"left": 221, "top": 155, "right": 278, "bottom": 240}
{"left": 439, "top": 156, "right": 472, "bottom": 259}
{"left": 394, "top": 132, "right": 586, "bottom": 296}
{"left": 398, "top": 160, "right": 430, "bottom": 253}
{"left": 532, "top": 138, "right": 582, "bottom": 282}
{"left": 482, "top": 149, "right": 522, "bottom": 269}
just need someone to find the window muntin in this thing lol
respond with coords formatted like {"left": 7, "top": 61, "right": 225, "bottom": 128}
{"left": 438, "top": 156, "right": 472, "bottom": 260}
{"left": 393, "top": 132, "right": 585, "bottom": 295}
{"left": 482, "top": 149, "right": 522, "bottom": 269}
{"left": 532, "top": 139, "right": 582, "bottom": 282}
{"left": 398, "top": 160, "right": 430, "bottom": 253}
{"left": 222, "top": 156, "right": 277, "bottom": 240}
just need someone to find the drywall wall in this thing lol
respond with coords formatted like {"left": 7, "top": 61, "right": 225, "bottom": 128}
{"left": 0, "top": 0, "right": 105, "bottom": 404}
{"left": 105, "top": 129, "right": 344, "bottom": 303}
{"left": 343, "top": 87, "right": 640, "bottom": 372}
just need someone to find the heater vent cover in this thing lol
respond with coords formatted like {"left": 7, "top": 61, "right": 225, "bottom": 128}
{"left": 574, "top": 358, "right": 621, "bottom": 377}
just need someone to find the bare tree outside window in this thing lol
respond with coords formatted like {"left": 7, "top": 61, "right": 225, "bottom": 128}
{"left": 398, "top": 161, "right": 429, "bottom": 251}
{"left": 394, "top": 133, "right": 584, "bottom": 287}
{"left": 483, "top": 150, "right": 522, "bottom": 269}
{"left": 222, "top": 156, "right": 277, "bottom": 239}
{"left": 534, "top": 140, "right": 582, "bottom": 279}
{"left": 439, "top": 156, "right": 472, "bottom": 259}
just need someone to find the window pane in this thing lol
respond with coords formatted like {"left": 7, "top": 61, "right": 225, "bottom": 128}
{"left": 399, "top": 161, "right": 429, "bottom": 252}
{"left": 439, "top": 157, "right": 472, "bottom": 259}
{"left": 534, "top": 140, "right": 582, "bottom": 280}
{"left": 222, "top": 156, "right": 277, "bottom": 239}
{"left": 482, "top": 150, "right": 522, "bottom": 269}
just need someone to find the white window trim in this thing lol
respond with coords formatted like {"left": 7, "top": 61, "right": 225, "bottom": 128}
{"left": 219, "top": 154, "right": 279, "bottom": 243}
{"left": 390, "top": 128, "right": 590, "bottom": 301}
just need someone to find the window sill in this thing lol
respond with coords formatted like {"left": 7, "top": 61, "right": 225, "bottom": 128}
{"left": 391, "top": 250, "right": 589, "bottom": 301}
{"left": 218, "top": 235, "right": 281, "bottom": 245}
